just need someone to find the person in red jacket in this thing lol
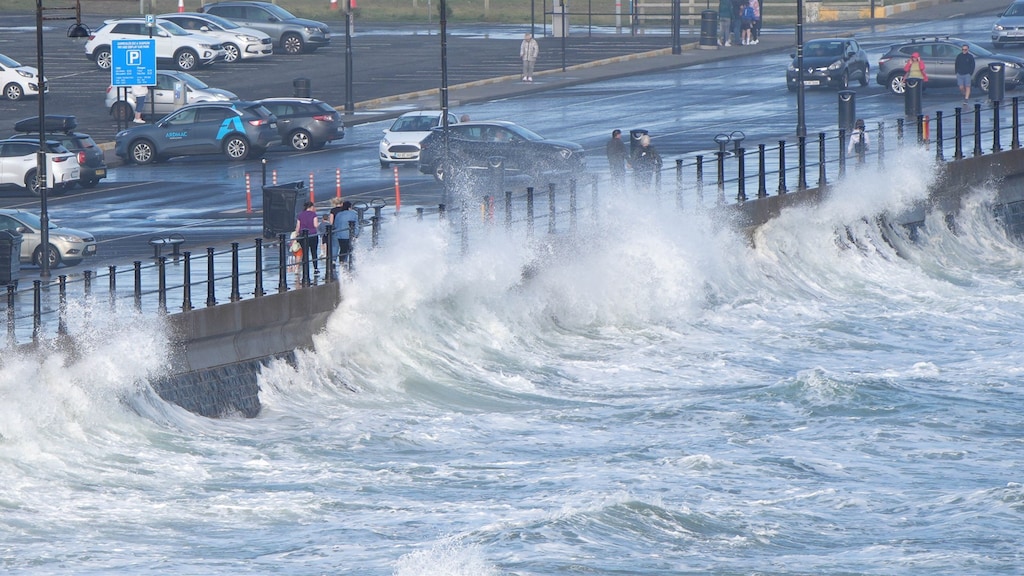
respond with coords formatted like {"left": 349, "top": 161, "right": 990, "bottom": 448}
{"left": 902, "top": 52, "right": 929, "bottom": 86}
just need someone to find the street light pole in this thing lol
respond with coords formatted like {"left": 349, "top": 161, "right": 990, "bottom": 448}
{"left": 344, "top": 0, "right": 354, "bottom": 112}
{"left": 35, "top": 0, "right": 50, "bottom": 279}
{"left": 439, "top": 0, "right": 450, "bottom": 206}
{"left": 796, "top": 0, "right": 806, "bottom": 138}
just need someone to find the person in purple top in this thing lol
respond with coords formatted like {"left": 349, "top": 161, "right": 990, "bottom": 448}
{"left": 295, "top": 200, "right": 321, "bottom": 272}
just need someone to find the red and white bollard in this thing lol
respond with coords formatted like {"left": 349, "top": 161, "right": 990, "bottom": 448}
{"left": 335, "top": 168, "right": 342, "bottom": 199}
{"left": 330, "top": 0, "right": 339, "bottom": 10}
{"left": 245, "top": 173, "right": 252, "bottom": 213}
{"left": 309, "top": 172, "right": 315, "bottom": 203}
{"left": 272, "top": 169, "right": 278, "bottom": 185}
{"left": 393, "top": 166, "right": 401, "bottom": 213}
{"left": 178, "top": 0, "right": 185, "bottom": 13}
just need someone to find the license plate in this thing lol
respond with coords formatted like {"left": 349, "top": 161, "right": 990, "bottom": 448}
{"left": 84, "top": 245, "right": 96, "bottom": 255}
{"left": 94, "top": 168, "right": 106, "bottom": 177}
{"left": 804, "top": 80, "right": 820, "bottom": 86}
{"left": 324, "top": 33, "right": 331, "bottom": 39}
{"left": 394, "top": 152, "right": 416, "bottom": 159}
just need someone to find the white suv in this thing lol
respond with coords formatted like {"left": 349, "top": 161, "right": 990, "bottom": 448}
{"left": 0, "top": 138, "right": 80, "bottom": 195}
{"left": 85, "top": 18, "right": 227, "bottom": 71}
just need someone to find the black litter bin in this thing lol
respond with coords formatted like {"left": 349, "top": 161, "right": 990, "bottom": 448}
{"left": 0, "top": 230, "right": 23, "bottom": 288}
{"left": 904, "top": 78, "right": 922, "bottom": 117}
{"left": 699, "top": 10, "right": 719, "bottom": 50}
{"left": 262, "top": 181, "right": 304, "bottom": 238}
{"left": 293, "top": 77, "right": 312, "bottom": 98}
{"left": 838, "top": 90, "right": 856, "bottom": 133}
{"left": 989, "top": 62, "right": 1005, "bottom": 102}
{"left": 630, "top": 128, "right": 649, "bottom": 156}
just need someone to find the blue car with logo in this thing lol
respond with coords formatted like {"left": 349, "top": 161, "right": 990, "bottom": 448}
{"left": 115, "top": 101, "right": 277, "bottom": 164}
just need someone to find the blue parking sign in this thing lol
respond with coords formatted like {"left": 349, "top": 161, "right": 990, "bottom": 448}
{"left": 112, "top": 39, "right": 156, "bottom": 87}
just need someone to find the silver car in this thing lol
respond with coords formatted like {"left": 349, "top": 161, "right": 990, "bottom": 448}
{"left": 198, "top": 1, "right": 330, "bottom": 54}
{"left": 993, "top": 1, "right": 1024, "bottom": 48}
{"left": 0, "top": 209, "right": 97, "bottom": 268}
{"left": 104, "top": 70, "right": 238, "bottom": 122}
{"left": 159, "top": 12, "right": 273, "bottom": 63}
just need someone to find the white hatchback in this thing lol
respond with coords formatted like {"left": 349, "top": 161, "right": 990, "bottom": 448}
{"left": 0, "top": 53, "right": 46, "bottom": 101}
{"left": 0, "top": 138, "right": 80, "bottom": 195}
{"left": 85, "top": 18, "right": 227, "bottom": 71}
{"left": 158, "top": 12, "right": 273, "bottom": 62}
{"left": 379, "top": 110, "right": 460, "bottom": 168}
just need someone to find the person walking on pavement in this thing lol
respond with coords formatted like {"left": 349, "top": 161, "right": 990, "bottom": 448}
{"left": 606, "top": 129, "right": 629, "bottom": 189}
{"left": 631, "top": 134, "right": 662, "bottom": 190}
{"left": 328, "top": 198, "right": 359, "bottom": 271}
{"left": 520, "top": 33, "right": 539, "bottom": 82}
{"left": 955, "top": 44, "right": 975, "bottom": 104}
{"left": 730, "top": 0, "right": 745, "bottom": 47}
{"left": 295, "top": 200, "right": 321, "bottom": 274}
{"left": 717, "top": 0, "right": 733, "bottom": 47}
{"left": 847, "top": 118, "right": 870, "bottom": 163}
{"left": 748, "top": 0, "right": 761, "bottom": 44}
{"left": 740, "top": 0, "right": 755, "bottom": 46}
{"left": 131, "top": 84, "right": 149, "bottom": 123}
{"left": 902, "top": 52, "right": 928, "bottom": 89}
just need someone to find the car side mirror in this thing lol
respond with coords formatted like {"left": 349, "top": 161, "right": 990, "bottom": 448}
{"left": 16, "top": 226, "right": 28, "bottom": 234}
{"left": 200, "top": 26, "right": 211, "bottom": 32}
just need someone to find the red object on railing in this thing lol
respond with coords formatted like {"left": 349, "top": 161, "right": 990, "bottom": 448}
{"left": 309, "top": 172, "right": 315, "bottom": 203}
{"left": 245, "top": 173, "right": 252, "bottom": 213}
{"left": 336, "top": 168, "right": 342, "bottom": 199}
{"left": 393, "top": 166, "right": 401, "bottom": 213}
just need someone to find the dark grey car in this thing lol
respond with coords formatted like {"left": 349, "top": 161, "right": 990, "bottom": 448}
{"left": 198, "top": 1, "right": 330, "bottom": 54}
{"left": 256, "top": 98, "right": 344, "bottom": 151}
{"left": 786, "top": 38, "right": 870, "bottom": 91}
{"left": 876, "top": 37, "right": 1024, "bottom": 94}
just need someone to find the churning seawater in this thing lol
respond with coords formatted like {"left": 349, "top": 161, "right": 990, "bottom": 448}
{"left": 2, "top": 147, "right": 1023, "bottom": 575}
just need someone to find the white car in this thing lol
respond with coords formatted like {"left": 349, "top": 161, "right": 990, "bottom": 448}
{"left": 104, "top": 70, "right": 238, "bottom": 121}
{"left": 379, "top": 110, "right": 460, "bottom": 168}
{"left": 158, "top": 12, "right": 273, "bottom": 63}
{"left": 85, "top": 18, "right": 227, "bottom": 71}
{"left": 0, "top": 53, "right": 46, "bottom": 101}
{"left": 0, "top": 138, "right": 80, "bottom": 195}
{"left": 0, "top": 209, "right": 97, "bottom": 268}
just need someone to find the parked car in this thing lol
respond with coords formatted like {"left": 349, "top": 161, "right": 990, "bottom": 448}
{"left": 13, "top": 115, "right": 107, "bottom": 188}
{"left": 256, "top": 97, "right": 344, "bottom": 151}
{"left": 84, "top": 18, "right": 227, "bottom": 71}
{"left": 993, "top": 1, "right": 1024, "bottom": 49}
{"left": 418, "top": 121, "right": 586, "bottom": 183}
{"left": 379, "top": 110, "right": 460, "bottom": 168}
{"left": 786, "top": 38, "right": 870, "bottom": 91}
{"left": 0, "top": 209, "right": 97, "bottom": 268}
{"left": 104, "top": 70, "right": 238, "bottom": 122}
{"left": 198, "top": 1, "right": 331, "bottom": 55}
{"left": 877, "top": 37, "right": 1024, "bottom": 95}
{"left": 159, "top": 12, "right": 273, "bottom": 63}
{"left": 0, "top": 53, "right": 46, "bottom": 101}
{"left": 0, "top": 137, "right": 79, "bottom": 195}
{"left": 115, "top": 101, "right": 278, "bottom": 164}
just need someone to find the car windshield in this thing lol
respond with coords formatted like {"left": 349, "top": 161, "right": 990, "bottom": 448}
{"left": 174, "top": 71, "right": 210, "bottom": 90}
{"left": 806, "top": 41, "right": 844, "bottom": 58}
{"left": 200, "top": 13, "right": 240, "bottom": 30}
{"left": 963, "top": 41, "right": 994, "bottom": 57}
{"left": 159, "top": 20, "right": 193, "bottom": 36}
{"left": 10, "top": 211, "right": 58, "bottom": 231}
{"left": 264, "top": 4, "right": 297, "bottom": 20}
{"left": 389, "top": 115, "right": 439, "bottom": 132}
{"left": 0, "top": 54, "right": 22, "bottom": 67}
{"left": 1004, "top": 3, "right": 1024, "bottom": 17}
{"left": 504, "top": 124, "right": 544, "bottom": 141}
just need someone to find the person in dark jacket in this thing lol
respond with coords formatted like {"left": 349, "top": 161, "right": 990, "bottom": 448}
{"left": 631, "top": 134, "right": 662, "bottom": 190}
{"left": 606, "top": 129, "right": 629, "bottom": 189}
{"left": 955, "top": 44, "right": 976, "bottom": 103}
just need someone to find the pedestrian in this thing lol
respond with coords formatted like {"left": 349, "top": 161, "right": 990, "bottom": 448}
{"left": 740, "top": 0, "right": 755, "bottom": 46}
{"left": 748, "top": 0, "right": 761, "bottom": 44}
{"left": 520, "top": 33, "right": 539, "bottom": 82}
{"left": 955, "top": 44, "right": 975, "bottom": 104}
{"left": 328, "top": 197, "right": 359, "bottom": 270}
{"left": 730, "top": 0, "right": 745, "bottom": 47}
{"left": 717, "top": 0, "right": 732, "bottom": 47}
{"left": 847, "top": 118, "right": 870, "bottom": 163}
{"left": 132, "top": 84, "right": 149, "bottom": 123}
{"left": 459, "top": 114, "right": 470, "bottom": 123}
{"left": 631, "top": 134, "right": 662, "bottom": 190}
{"left": 295, "top": 200, "right": 321, "bottom": 273}
{"left": 902, "top": 51, "right": 928, "bottom": 88}
{"left": 606, "top": 129, "right": 629, "bottom": 188}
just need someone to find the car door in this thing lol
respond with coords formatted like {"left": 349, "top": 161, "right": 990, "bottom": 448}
{"left": 0, "top": 142, "right": 36, "bottom": 188}
{"left": 0, "top": 213, "right": 33, "bottom": 261}
{"left": 151, "top": 72, "right": 182, "bottom": 114}
{"left": 155, "top": 107, "right": 202, "bottom": 157}
{"left": 193, "top": 106, "right": 240, "bottom": 155}
{"left": 928, "top": 42, "right": 959, "bottom": 87}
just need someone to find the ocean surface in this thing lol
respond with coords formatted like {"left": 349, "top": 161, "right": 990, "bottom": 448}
{"left": 2, "top": 146, "right": 1023, "bottom": 575}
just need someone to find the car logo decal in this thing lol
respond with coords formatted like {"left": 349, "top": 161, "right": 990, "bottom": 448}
{"left": 216, "top": 116, "right": 244, "bottom": 140}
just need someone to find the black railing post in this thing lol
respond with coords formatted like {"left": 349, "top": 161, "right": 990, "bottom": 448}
{"left": 230, "top": 242, "right": 241, "bottom": 301}
{"left": 757, "top": 144, "right": 767, "bottom": 198}
{"left": 955, "top": 107, "right": 964, "bottom": 160}
{"left": 526, "top": 186, "right": 535, "bottom": 239}
{"left": 777, "top": 140, "right": 788, "bottom": 194}
{"left": 569, "top": 179, "right": 577, "bottom": 235}
{"left": 505, "top": 190, "right": 513, "bottom": 230}
{"left": 838, "top": 129, "right": 846, "bottom": 177}
{"left": 182, "top": 251, "right": 192, "bottom": 311}
{"left": 32, "top": 280, "right": 41, "bottom": 342}
{"left": 916, "top": 114, "right": 924, "bottom": 143}
{"left": 158, "top": 256, "right": 167, "bottom": 313}
{"left": 675, "top": 158, "right": 684, "bottom": 211}
{"left": 798, "top": 136, "right": 808, "bottom": 190}
{"left": 206, "top": 247, "right": 217, "bottom": 307}
{"left": 6, "top": 285, "right": 14, "bottom": 346}
{"left": 254, "top": 240, "right": 264, "bottom": 297}
{"left": 278, "top": 233, "right": 288, "bottom": 293}
{"left": 974, "top": 103, "right": 983, "bottom": 156}
{"left": 877, "top": 121, "right": 885, "bottom": 168}
{"left": 736, "top": 147, "right": 746, "bottom": 203}
{"left": 108, "top": 265, "right": 117, "bottom": 309}
{"left": 322, "top": 228, "right": 334, "bottom": 283}
{"left": 897, "top": 117, "right": 904, "bottom": 144}
{"left": 548, "top": 182, "right": 557, "bottom": 235}
{"left": 695, "top": 154, "right": 705, "bottom": 205}
{"left": 993, "top": 101, "right": 1002, "bottom": 153}
{"left": 715, "top": 150, "right": 725, "bottom": 204}
{"left": 134, "top": 261, "right": 142, "bottom": 311}
{"left": 58, "top": 275, "right": 67, "bottom": 336}
{"left": 817, "top": 132, "right": 826, "bottom": 189}
{"left": 1013, "top": 97, "right": 1020, "bottom": 149}
{"left": 935, "top": 110, "right": 944, "bottom": 161}
{"left": 299, "top": 231, "right": 311, "bottom": 287}
{"left": 83, "top": 270, "right": 92, "bottom": 297}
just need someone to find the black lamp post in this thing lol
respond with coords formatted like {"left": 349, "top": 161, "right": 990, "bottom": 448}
{"left": 796, "top": 0, "right": 806, "bottom": 138}
{"left": 344, "top": 0, "right": 354, "bottom": 112}
{"left": 35, "top": 1, "right": 89, "bottom": 280}
{"left": 439, "top": 0, "right": 450, "bottom": 206}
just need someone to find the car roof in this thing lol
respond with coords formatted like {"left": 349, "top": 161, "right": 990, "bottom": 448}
{"left": 0, "top": 137, "right": 63, "bottom": 146}
{"left": 257, "top": 97, "right": 324, "bottom": 104}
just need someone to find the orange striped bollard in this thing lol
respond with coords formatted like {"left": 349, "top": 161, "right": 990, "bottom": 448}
{"left": 272, "top": 169, "right": 278, "bottom": 185}
{"left": 309, "top": 172, "right": 315, "bottom": 203}
{"left": 245, "top": 173, "right": 252, "bottom": 213}
{"left": 923, "top": 115, "right": 930, "bottom": 143}
{"left": 336, "top": 168, "right": 342, "bottom": 199}
{"left": 393, "top": 166, "right": 401, "bottom": 213}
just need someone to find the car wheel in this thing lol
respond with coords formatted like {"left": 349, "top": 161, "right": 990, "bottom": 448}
{"left": 25, "top": 169, "right": 41, "bottom": 195}
{"left": 223, "top": 43, "right": 241, "bottom": 63}
{"left": 859, "top": 66, "right": 869, "bottom": 87}
{"left": 111, "top": 101, "right": 133, "bottom": 122}
{"left": 887, "top": 72, "right": 906, "bottom": 95}
{"left": 839, "top": 71, "right": 849, "bottom": 90}
{"left": 81, "top": 179, "right": 100, "bottom": 188}
{"left": 3, "top": 82, "right": 24, "bottom": 101}
{"left": 281, "top": 33, "right": 304, "bottom": 55}
{"left": 224, "top": 135, "right": 250, "bottom": 160}
{"left": 130, "top": 139, "right": 156, "bottom": 165}
{"left": 95, "top": 46, "right": 112, "bottom": 70}
{"left": 289, "top": 130, "right": 312, "bottom": 151}
{"left": 978, "top": 71, "right": 991, "bottom": 94}
{"left": 33, "top": 244, "right": 61, "bottom": 269}
{"left": 175, "top": 48, "right": 198, "bottom": 71}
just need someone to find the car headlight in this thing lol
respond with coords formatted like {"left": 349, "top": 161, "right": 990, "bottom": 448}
{"left": 238, "top": 34, "right": 258, "bottom": 42}
{"left": 994, "top": 25, "right": 1005, "bottom": 32}
{"left": 827, "top": 60, "right": 843, "bottom": 71}
{"left": 200, "top": 43, "right": 215, "bottom": 49}
{"left": 16, "top": 69, "right": 33, "bottom": 78}
{"left": 1006, "top": 61, "right": 1022, "bottom": 69}
{"left": 51, "top": 233, "right": 82, "bottom": 243}
{"left": 788, "top": 63, "right": 797, "bottom": 72}
{"left": 381, "top": 137, "right": 391, "bottom": 147}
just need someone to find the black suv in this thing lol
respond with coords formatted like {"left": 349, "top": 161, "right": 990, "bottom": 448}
{"left": 418, "top": 121, "right": 585, "bottom": 183}
{"left": 876, "top": 37, "right": 1024, "bottom": 95}
{"left": 13, "top": 115, "right": 107, "bottom": 188}
{"left": 256, "top": 98, "right": 344, "bottom": 151}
